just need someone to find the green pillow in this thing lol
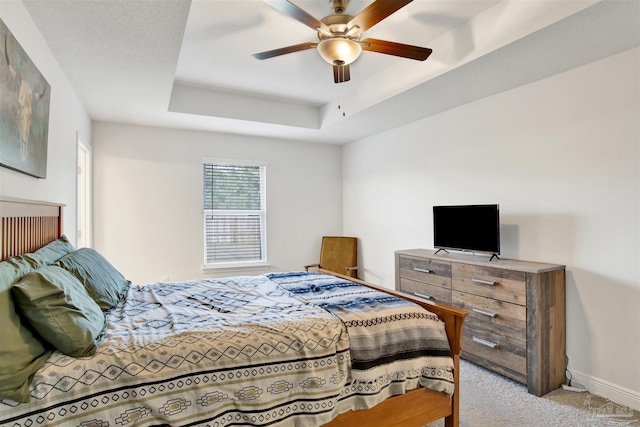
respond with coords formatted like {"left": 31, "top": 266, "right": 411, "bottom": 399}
{"left": 0, "top": 259, "right": 51, "bottom": 403}
{"left": 12, "top": 265, "right": 106, "bottom": 357}
{"left": 3, "top": 254, "right": 38, "bottom": 275}
{"left": 55, "top": 248, "right": 130, "bottom": 312}
{"left": 23, "top": 235, "right": 76, "bottom": 267}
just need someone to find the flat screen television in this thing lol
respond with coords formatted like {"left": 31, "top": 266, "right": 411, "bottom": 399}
{"left": 433, "top": 204, "right": 500, "bottom": 255}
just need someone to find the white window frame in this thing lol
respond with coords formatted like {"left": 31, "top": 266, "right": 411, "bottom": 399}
{"left": 202, "top": 158, "right": 268, "bottom": 271}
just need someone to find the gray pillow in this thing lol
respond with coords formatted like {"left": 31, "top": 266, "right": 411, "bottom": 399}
{"left": 22, "top": 235, "right": 76, "bottom": 267}
{"left": 55, "top": 248, "right": 130, "bottom": 312}
{"left": 12, "top": 265, "right": 107, "bottom": 357}
{"left": 0, "top": 259, "right": 51, "bottom": 403}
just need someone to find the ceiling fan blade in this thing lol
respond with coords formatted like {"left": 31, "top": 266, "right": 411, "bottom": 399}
{"left": 348, "top": 0, "right": 413, "bottom": 32}
{"left": 360, "top": 38, "right": 432, "bottom": 61}
{"left": 253, "top": 42, "right": 318, "bottom": 60}
{"left": 333, "top": 64, "right": 351, "bottom": 83}
{"left": 263, "top": 0, "right": 329, "bottom": 32}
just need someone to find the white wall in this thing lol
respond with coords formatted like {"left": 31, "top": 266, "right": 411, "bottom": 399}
{"left": 0, "top": 1, "right": 91, "bottom": 242}
{"left": 92, "top": 122, "right": 343, "bottom": 285}
{"left": 343, "top": 47, "right": 640, "bottom": 408}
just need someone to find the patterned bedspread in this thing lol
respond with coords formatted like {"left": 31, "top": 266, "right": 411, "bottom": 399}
{"left": 0, "top": 273, "right": 452, "bottom": 427}
{"left": 268, "top": 272, "right": 454, "bottom": 395}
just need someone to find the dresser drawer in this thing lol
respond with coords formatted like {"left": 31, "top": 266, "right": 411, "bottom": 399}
{"left": 400, "top": 278, "right": 452, "bottom": 305}
{"left": 453, "top": 289, "right": 527, "bottom": 376}
{"left": 452, "top": 263, "right": 526, "bottom": 305}
{"left": 398, "top": 255, "right": 451, "bottom": 289}
{"left": 452, "top": 290, "right": 526, "bottom": 332}
{"left": 462, "top": 317, "right": 527, "bottom": 376}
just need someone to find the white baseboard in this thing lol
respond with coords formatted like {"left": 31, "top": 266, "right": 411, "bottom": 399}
{"left": 571, "top": 369, "right": 640, "bottom": 412}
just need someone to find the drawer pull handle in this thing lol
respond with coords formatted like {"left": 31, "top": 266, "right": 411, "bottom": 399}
{"left": 473, "top": 336, "right": 499, "bottom": 349}
{"left": 472, "top": 278, "right": 497, "bottom": 286}
{"left": 414, "top": 292, "right": 434, "bottom": 300}
{"left": 413, "top": 267, "right": 432, "bottom": 274}
{"left": 473, "top": 308, "right": 498, "bottom": 318}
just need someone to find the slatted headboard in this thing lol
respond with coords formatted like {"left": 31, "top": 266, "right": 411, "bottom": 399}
{"left": 0, "top": 197, "right": 64, "bottom": 261}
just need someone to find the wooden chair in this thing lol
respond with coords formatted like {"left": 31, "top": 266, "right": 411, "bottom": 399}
{"left": 304, "top": 236, "right": 359, "bottom": 278}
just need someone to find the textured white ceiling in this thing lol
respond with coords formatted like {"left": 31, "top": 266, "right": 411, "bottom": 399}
{"left": 22, "top": 0, "right": 640, "bottom": 144}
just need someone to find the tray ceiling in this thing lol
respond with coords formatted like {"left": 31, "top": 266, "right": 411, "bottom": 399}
{"left": 22, "top": 0, "right": 640, "bottom": 144}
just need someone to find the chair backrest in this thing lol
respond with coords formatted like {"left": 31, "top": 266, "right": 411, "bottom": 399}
{"left": 319, "top": 236, "right": 357, "bottom": 277}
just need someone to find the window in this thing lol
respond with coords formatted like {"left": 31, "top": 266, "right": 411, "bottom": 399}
{"left": 203, "top": 159, "right": 267, "bottom": 268}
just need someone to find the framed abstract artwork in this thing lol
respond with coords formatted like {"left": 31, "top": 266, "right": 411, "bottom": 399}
{"left": 0, "top": 18, "right": 50, "bottom": 179}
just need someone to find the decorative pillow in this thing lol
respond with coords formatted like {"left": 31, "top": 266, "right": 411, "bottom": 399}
{"left": 23, "top": 235, "right": 76, "bottom": 267}
{"left": 55, "top": 248, "right": 130, "bottom": 312}
{"left": 0, "top": 259, "right": 51, "bottom": 403}
{"left": 12, "top": 265, "right": 106, "bottom": 357}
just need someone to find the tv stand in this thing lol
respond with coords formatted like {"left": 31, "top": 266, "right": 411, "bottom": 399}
{"left": 435, "top": 248, "right": 500, "bottom": 261}
{"left": 395, "top": 249, "right": 566, "bottom": 396}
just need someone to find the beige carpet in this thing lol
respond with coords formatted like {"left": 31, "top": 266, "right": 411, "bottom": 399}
{"left": 425, "top": 360, "right": 640, "bottom": 427}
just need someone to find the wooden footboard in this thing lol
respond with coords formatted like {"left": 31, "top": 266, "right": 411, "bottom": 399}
{"left": 319, "top": 269, "right": 468, "bottom": 427}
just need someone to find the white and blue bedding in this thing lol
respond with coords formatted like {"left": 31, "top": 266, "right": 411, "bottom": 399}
{"left": 0, "top": 272, "right": 452, "bottom": 427}
{"left": 267, "top": 272, "right": 454, "bottom": 394}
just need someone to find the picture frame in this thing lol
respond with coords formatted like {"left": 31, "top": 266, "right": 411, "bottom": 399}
{"left": 0, "top": 18, "right": 50, "bottom": 179}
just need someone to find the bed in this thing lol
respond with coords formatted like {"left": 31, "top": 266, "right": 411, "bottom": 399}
{"left": 0, "top": 197, "right": 467, "bottom": 427}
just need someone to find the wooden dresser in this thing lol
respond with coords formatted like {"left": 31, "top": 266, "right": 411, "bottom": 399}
{"left": 395, "top": 249, "right": 566, "bottom": 396}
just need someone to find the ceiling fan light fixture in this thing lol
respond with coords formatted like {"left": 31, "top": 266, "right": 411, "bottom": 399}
{"left": 317, "top": 38, "right": 362, "bottom": 66}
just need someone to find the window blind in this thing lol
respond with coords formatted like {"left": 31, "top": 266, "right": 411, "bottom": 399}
{"left": 203, "top": 161, "right": 266, "bottom": 266}
{"left": 203, "top": 163, "right": 262, "bottom": 211}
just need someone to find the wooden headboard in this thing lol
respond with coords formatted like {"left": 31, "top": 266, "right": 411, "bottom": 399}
{"left": 0, "top": 197, "right": 64, "bottom": 261}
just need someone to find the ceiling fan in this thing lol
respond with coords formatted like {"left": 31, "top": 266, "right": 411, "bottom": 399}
{"left": 253, "top": 0, "right": 432, "bottom": 83}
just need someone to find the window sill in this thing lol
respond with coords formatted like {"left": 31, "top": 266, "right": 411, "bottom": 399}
{"left": 202, "top": 261, "right": 270, "bottom": 274}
